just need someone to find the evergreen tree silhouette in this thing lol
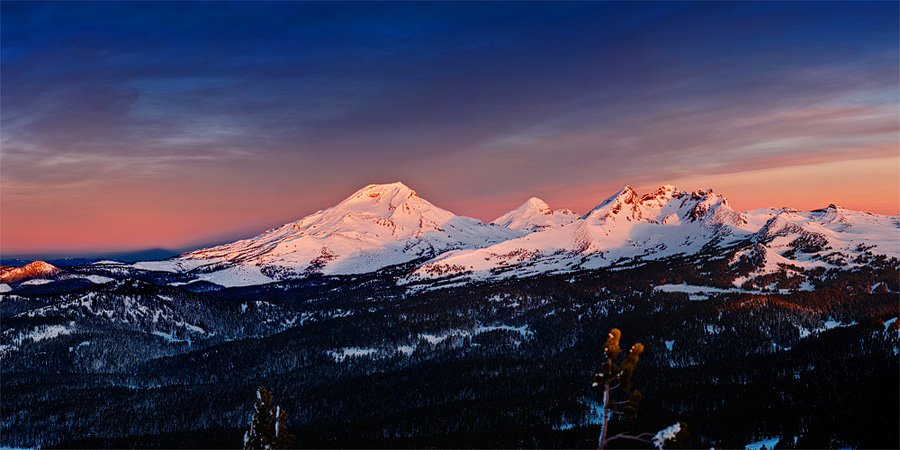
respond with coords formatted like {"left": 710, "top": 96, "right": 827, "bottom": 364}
{"left": 244, "top": 386, "right": 295, "bottom": 450}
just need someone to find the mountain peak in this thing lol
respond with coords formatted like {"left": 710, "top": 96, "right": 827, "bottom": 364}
{"left": 576, "top": 185, "right": 748, "bottom": 230}
{"left": 362, "top": 181, "right": 415, "bottom": 194}
{"left": 492, "top": 197, "right": 579, "bottom": 231}
{"left": 333, "top": 182, "right": 433, "bottom": 218}
{"left": 524, "top": 197, "right": 552, "bottom": 215}
{"left": 158, "top": 182, "right": 523, "bottom": 285}
{"left": 254, "top": 181, "right": 456, "bottom": 243}
{"left": 342, "top": 182, "right": 418, "bottom": 203}
{"left": 582, "top": 186, "right": 640, "bottom": 221}
{"left": 0, "top": 260, "right": 62, "bottom": 283}
{"left": 24, "top": 260, "right": 59, "bottom": 272}
{"left": 605, "top": 185, "right": 639, "bottom": 205}
{"left": 809, "top": 203, "right": 852, "bottom": 225}
{"left": 681, "top": 188, "right": 747, "bottom": 227}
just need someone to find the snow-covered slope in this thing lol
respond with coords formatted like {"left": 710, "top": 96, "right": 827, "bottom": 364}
{"left": 406, "top": 185, "right": 898, "bottom": 286}
{"left": 491, "top": 197, "right": 579, "bottom": 231}
{"left": 135, "top": 182, "right": 524, "bottom": 287}
{"left": 728, "top": 204, "right": 900, "bottom": 288}
{"left": 0, "top": 261, "right": 117, "bottom": 292}
{"left": 0, "top": 261, "right": 62, "bottom": 283}
{"left": 0, "top": 279, "right": 300, "bottom": 360}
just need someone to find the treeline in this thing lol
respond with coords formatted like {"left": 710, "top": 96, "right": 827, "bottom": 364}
{"left": 2, "top": 261, "right": 898, "bottom": 449}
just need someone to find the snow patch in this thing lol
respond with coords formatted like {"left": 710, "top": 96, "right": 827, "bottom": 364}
{"left": 798, "top": 319, "right": 857, "bottom": 339}
{"left": 392, "top": 324, "right": 534, "bottom": 357}
{"left": 83, "top": 274, "right": 114, "bottom": 284}
{"left": 69, "top": 341, "right": 92, "bottom": 352}
{"left": 327, "top": 347, "right": 377, "bottom": 362}
{"left": 30, "top": 324, "right": 72, "bottom": 342}
{"left": 654, "top": 283, "right": 745, "bottom": 300}
{"left": 151, "top": 330, "right": 188, "bottom": 343}
{"left": 652, "top": 423, "right": 682, "bottom": 450}
{"left": 11, "top": 324, "right": 75, "bottom": 346}
{"left": 176, "top": 320, "right": 206, "bottom": 335}
{"left": 474, "top": 324, "right": 533, "bottom": 337}
{"left": 197, "top": 265, "right": 274, "bottom": 288}
{"left": 420, "top": 324, "right": 532, "bottom": 345}
{"left": 582, "top": 399, "right": 605, "bottom": 426}
{"left": 745, "top": 436, "right": 779, "bottom": 450}
{"left": 420, "top": 333, "right": 452, "bottom": 345}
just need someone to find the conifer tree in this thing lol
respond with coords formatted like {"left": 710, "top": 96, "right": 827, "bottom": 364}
{"left": 593, "top": 328, "right": 684, "bottom": 450}
{"left": 244, "top": 386, "right": 295, "bottom": 450}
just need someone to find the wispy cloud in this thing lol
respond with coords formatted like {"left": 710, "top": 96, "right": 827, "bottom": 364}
{"left": 2, "top": 1, "right": 897, "bottom": 254}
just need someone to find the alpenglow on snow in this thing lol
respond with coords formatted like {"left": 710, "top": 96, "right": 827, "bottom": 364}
{"left": 110, "top": 182, "right": 899, "bottom": 290}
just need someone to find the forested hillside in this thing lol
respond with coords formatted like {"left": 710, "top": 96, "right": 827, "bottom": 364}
{"left": 3, "top": 257, "right": 897, "bottom": 449}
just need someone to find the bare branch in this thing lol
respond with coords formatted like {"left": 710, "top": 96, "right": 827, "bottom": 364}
{"left": 604, "top": 432, "right": 654, "bottom": 445}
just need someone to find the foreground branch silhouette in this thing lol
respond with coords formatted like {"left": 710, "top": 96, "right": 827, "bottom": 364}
{"left": 592, "top": 328, "right": 684, "bottom": 450}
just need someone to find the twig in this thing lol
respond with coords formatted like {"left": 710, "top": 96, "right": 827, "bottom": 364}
{"left": 604, "top": 431, "right": 654, "bottom": 445}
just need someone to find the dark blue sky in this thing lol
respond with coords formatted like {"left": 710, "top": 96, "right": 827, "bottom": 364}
{"left": 2, "top": 1, "right": 897, "bottom": 256}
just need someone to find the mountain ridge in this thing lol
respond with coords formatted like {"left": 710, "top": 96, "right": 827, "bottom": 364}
{"left": 6, "top": 182, "right": 898, "bottom": 291}
{"left": 131, "top": 182, "right": 523, "bottom": 287}
{"left": 407, "top": 184, "right": 898, "bottom": 288}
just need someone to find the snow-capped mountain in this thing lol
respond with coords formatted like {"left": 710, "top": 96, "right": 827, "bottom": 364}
{"left": 491, "top": 197, "right": 579, "bottom": 231}
{"left": 407, "top": 185, "right": 899, "bottom": 286}
{"left": 729, "top": 203, "right": 900, "bottom": 288}
{"left": 0, "top": 261, "right": 61, "bottom": 283}
{"left": 6, "top": 183, "right": 897, "bottom": 293}
{"left": 0, "top": 260, "right": 117, "bottom": 294}
{"left": 133, "top": 182, "right": 524, "bottom": 287}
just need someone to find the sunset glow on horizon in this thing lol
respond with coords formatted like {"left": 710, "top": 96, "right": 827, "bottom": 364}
{"left": 2, "top": 2, "right": 898, "bottom": 259}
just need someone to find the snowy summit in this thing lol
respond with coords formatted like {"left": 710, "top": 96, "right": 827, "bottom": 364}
{"left": 0, "top": 260, "right": 62, "bottom": 283}
{"left": 134, "top": 182, "right": 523, "bottom": 287}
{"left": 492, "top": 197, "right": 579, "bottom": 232}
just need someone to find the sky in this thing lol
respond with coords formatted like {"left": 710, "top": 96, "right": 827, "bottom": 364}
{"left": 2, "top": 1, "right": 898, "bottom": 258}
